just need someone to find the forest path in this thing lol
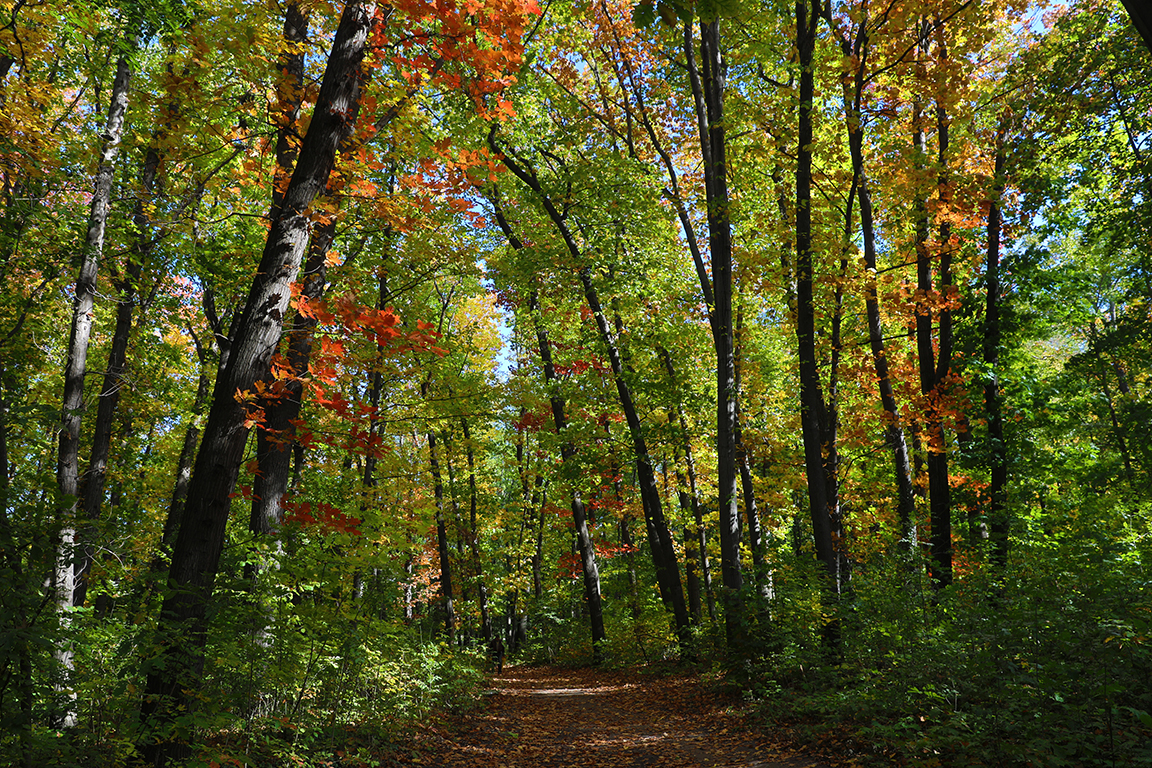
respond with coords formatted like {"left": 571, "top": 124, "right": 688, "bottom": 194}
{"left": 408, "top": 665, "right": 835, "bottom": 768}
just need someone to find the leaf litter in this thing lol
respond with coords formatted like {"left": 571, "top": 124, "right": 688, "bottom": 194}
{"left": 393, "top": 665, "right": 839, "bottom": 768}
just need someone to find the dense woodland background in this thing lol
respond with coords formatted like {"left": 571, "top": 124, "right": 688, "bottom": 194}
{"left": 2, "top": 0, "right": 1151, "bottom": 764}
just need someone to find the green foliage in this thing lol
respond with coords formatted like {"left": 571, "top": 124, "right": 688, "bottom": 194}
{"left": 737, "top": 508, "right": 1152, "bottom": 767}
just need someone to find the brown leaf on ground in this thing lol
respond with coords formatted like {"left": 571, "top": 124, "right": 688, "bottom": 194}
{"left": 395, "top": 665, "right": 841, "bottom": 768}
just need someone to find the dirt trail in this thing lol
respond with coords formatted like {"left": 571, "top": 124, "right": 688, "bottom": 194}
{"left": 410, "top": 665, "right": 834, "bottom": 768}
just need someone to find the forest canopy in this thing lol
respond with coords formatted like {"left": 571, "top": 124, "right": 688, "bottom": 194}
{"left": 1, "top": 0, "right": 1150, "bottom": 765}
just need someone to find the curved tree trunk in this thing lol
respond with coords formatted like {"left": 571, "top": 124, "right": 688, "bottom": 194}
{"left": 825, "top": 9, "right": 918, "bottom": 563}
{"left": 487, "top": 140, "right": 690, "bottom": 649}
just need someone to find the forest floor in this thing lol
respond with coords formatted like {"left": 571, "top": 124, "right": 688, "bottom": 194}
{"left": 396, "top": 665, "right": 838, "bottom": 768}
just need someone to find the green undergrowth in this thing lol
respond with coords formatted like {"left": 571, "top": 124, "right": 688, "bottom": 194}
{"left": 5, "top": 612, "right": 487, "bottom": 768}
{"left": 735, "top": 538, "right": 1152, "bottom": 767}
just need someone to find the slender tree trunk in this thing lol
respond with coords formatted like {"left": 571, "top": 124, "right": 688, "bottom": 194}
{"left": 826, "top": 11, "right": 918, "bottom": 559}
{"left": 1, "top": 361, "right": 34, "bottom": 767}
{"left": 574, "top": 266, "right": 689, "bottom": 642}
{"left": 139, "top": 4, "right": 376, "bottom": 762}
{"left": 54, "top": 51, "right": 132, "bottom": 727}
{"left": 661, "top": 348, "right": 716, "bottom": 623}
{"left": 796, "top": 0, "right": 840, "bottom": 649}
{"left": 734, "top": 302, "right": 769, "bottom": 605}
{"left": 426, "top": 425, "right": 456, "bottom": 639}
{"left": 460, "top": 418, "right": 491, "bottom": 640}
{"left": 487, "top": 147, "right": 688, "bottom": 648}
{"left": 533, "top": 487, "right": 546, "bottom": 602}
{"left": 911, "top": 33, "right": 953, "bottom": 589}
{"left": 491, "top": 195, "right": 604, "bottom": 657}
{"left": 795, "top": 0, "right": 835, "bottom": 576}
{"left": 74, "top": 70, "right": 180, "bottom": 605}
{"left": 986, "top": 119, "right": 1010, "bottom": 568}
{"left": 673, "top": 443, "right": 702, "bottom": 624}
{"left": 155, "top": 345, "right": 212, "bottom": 570}
{"left": 696, "top": 17, "right": 744, "bottom": 649}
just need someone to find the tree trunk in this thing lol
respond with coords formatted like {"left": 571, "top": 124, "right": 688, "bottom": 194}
{"left": 427, "top": 426, "right": 456, "bottom": 640}
{"left": 796, "top": 0, "right": 840, "bottom": 647}
{"left": 490, "top": 195, "right": 605, "bottom": 658}
{"left": 826, "top": 10, "right": 918, "bottom": 560}
{"left": 487, "top": 147, "right": 686, "bottom": 648}
{"left": 158, "top": 354, "right": 211, "bottom": 562}
{"left": 54, "top": 50, "right": 132, "bottom": 727}
{"left": 734, "top": 301, "right": 769, "bottom": 605}
{"left": 985, "top": 119, "right": 1010, "bottom": 568}
{"left": 574, "top": 266, "right": 690, "bottom": 642}
{"left": 911, "top": 32, "right": 953, "bottom": 589}
{"left": 138, "top": 3, "right": 376, "bottom": 762}
{"left": 695, "top": 17, "right": 744, "bottom": 649}
{"left": 249, "top": 0, "right": 317, "bottom": 543}
{"left": 460, "top": 418, "right": 491, "bottom": 641}
{"left": 661, "top": 348, "right": 716, "bottom": 623}
{"left": 0, "top": 361, "right": 34, "bottom": 767}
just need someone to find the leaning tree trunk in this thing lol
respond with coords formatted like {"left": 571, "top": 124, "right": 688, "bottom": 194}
{"left": 488, "top": 139, "right": 690, "bottom": 648}
{"left": 488, "top": 198, "right": 606, "bottom": 660}
{"left": 73, "top": 80, "right": 175, "bottom": 607}
{"left": 248, "top": 0, "right": 315, "bottom": 544}
{"left": 138, "top": 3, "right": 375, "bottom": 763}
{"left": 54, "top": 50, "right": 132, "bottom": 728}
{"left": 826, "top": 10, "right": 918, "bottom": 561}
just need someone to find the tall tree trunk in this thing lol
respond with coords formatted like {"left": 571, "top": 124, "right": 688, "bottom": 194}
{"left": 694, "top": 17, "right": 744, "bottom": 649}
{"left": 795, "top": 0, "right": 834, "bottom": 573}
{"left": 73, "top": 75, "right": 178, "bottom": 606}
{"left": 490, "top": 196, "right": 605, "bottom": 659}
{"left": 54, "top": 50, "right": 132, "bottom": 728}
{"left": 661, "top": 348, "right": 716, "bottom": 623}
{"left": 985, "top": 119, "right": 1010, "bottom": 568}
{"left": 734, "top": 300, "right": 769, "bottom": 605}
{"left": 0, "top": 361, "right": 34, "bottom": 767}
{"left": 461, "top": 418, "right": 491, "bottom": 641}
{"left": 138, "top": 4, "right": 376, "bottom": 762}
{"left": 487, "top": 147, "right": 689, "bottom": 648}
{"left": 573, "top": 265, "right": 689, "bottom": 642}
{"left": 826, "top": 10, "right": 918, "bottom": 560}
{"left": 796, "top": 0, "right": 840, "bottom": 645}
{"left": 911, "top": 24, "right": 953, "bottom": 589}
{"left": 248, "top": 0, "right": 314, "bottom": 543}
{"left": 426, "top": 424, "right": 455, "bottom": 640}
